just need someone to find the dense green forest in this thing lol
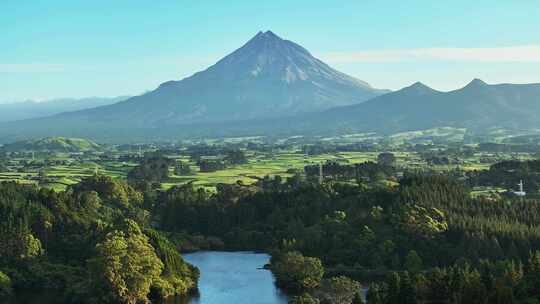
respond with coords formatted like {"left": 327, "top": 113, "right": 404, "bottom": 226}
{"left": 3, "top": 159, "right": 540, "bottom": 303}
{"left": 152, "top": 173, "right": 540, "bottom": 303}
{"left": 0, "top": 176, "right": 198, "bottom": 304}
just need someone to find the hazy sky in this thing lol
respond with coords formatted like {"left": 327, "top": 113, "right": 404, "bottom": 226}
{"left": 1, "top": 1, "right": 539, "bottom": 101}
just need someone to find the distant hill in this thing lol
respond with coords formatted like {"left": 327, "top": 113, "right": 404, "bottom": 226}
{"left": 1, "top": 79, "right": 540, "bottom": 142}
{"left": 1, "top": 137, "right": 101, "bottom": 152}
{"left": 0, "top": 96, "right": 130, "bottom": 122}
{"left": 295, "top": 79, "right": 540, "bottom": 134}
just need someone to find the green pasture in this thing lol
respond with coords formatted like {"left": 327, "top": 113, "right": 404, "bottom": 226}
{"left": 1, "top": 149, "right": 536, "bottom": 192}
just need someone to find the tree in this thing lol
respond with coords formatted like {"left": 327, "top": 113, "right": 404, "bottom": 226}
{"left": 73, "top": 174, "right": 142, "bottom": 207}
{"left": 525, "top": 251, "right": 540, "bottom": 297}
{"left": 426, "top": 268, "right": 451, "bottom": 301}
{"left": 273, "top": 251, "right": 324, "bottom": 292}
{"left": 399, "top": 271, "right": 417, "bottom": 304}
{"left": 128, "top": 157, "right": 173, "bottom": 183}
{"left": 225, "top": 150, "right": 248, "bottom": 165}
{"left": 289, "top": 293, "right": 320, "bottom": 304}
{"left": 0, "top": 218, "right": 43, "bottom": 261}
{"left": 386, "top": 272, "right": 401, "bottom": 304}
{"left": 0, "top": 271, "right": 12, "bottom": 297}
{"left": 461, "top": 270, "right": 488, "bottom": 304}
{"left": 377, "top": 152, "right": 396, "bottom": 167}
{"left": 320, "top": 276, "right": 361, "bottom": 304}
{"left": 399, "top": 204, "right": 448, "bottom": 239}
{"left": 38, "top": 168, "right": 48, "bottom": 183}
{"left": 89, "top": 219, "right": 164, "bottom": 304}
{"left": 366, "top": 283, "right": 384, "bottom": 304}
{"left": 145, "top": 229, "right": 199, "bottom": 298}
{"left": 405, "top": 250, "right": 423, "bottom": 273}
{"left": 198, "top": 159, "right": 226, "bottom": 172}
{"left": 174, "top": 161, "right": 192, "bottom": 176}
{"left": 352, "top": 291, "right": 365, "bottom": 304}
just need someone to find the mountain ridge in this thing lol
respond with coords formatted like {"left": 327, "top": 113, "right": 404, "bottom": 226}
{"left": 302, "top": 79, "right": 540, "bottom": 134}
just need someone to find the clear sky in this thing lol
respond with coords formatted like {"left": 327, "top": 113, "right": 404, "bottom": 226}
{"left": 1, "top": 0, "right": 539, "bottom": 102}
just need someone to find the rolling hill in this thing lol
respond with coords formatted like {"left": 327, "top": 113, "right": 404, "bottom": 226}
{"left": 1, "top": 137, "right": 101, "bottom": 152}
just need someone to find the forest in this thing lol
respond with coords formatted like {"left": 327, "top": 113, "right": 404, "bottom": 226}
{"left": 0, "top": 176, "right": 199, "bottom": 304}
{"left": 2, "top": 167, "right": 540, "bottom": 303}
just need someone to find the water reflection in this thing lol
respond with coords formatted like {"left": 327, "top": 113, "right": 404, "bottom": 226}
{"left": 164, "top": 251, "right": 288, "bottom": 304}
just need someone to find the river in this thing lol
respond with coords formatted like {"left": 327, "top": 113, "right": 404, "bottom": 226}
{"left": 168, "top": 251, "right": 289, "bottom": 304}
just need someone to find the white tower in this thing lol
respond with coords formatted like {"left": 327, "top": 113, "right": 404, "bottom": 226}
{"left": 514, "top": 180, "right": 526, "bottom": 197}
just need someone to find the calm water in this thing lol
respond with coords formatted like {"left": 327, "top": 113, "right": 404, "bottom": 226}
{"left": 10, "top": 251, "right": 288, "bottom": 304}
{"left": 174, "top": 251, "right": 289, "bottom": 304}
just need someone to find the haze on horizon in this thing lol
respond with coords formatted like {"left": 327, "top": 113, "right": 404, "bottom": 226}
{"left": 1, "top": 0, "right": 539, "bottom": 102}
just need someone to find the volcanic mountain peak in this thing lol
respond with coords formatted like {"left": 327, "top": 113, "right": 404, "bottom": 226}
{"left": 249, "top": 30, "right": 285, "bottom": 45}
{"left": 205, "top": 30, "right": 359, "bottom": 86}
{"left": 133, "top": 30, "right": 388, "bottom": 124}
{"left": 0, "top": 31, "right": 389, "bottom": 141}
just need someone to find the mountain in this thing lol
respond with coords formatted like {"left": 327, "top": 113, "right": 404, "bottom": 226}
{"left": 2, "top": 79, "right": 540, "bottom": 143}
{"left": 3, "top": 30, "right": 540, "bottom": 142}
{"left": 0, "top": 96, "right": 130, "bottom": 122}
{"left": 1, "top": 137, "right": 101, "bottom": 152}
{"left": 170, "top": 79, "right": 540, "bottom": 139}
{"left": 0, "top": 31, "right": 386, "bottom": 141}
{"left": 299, "top": 79, "right": 540, "bottom": 134}
{"left": 75, "top": 30, "right": 386, "bottom": 126}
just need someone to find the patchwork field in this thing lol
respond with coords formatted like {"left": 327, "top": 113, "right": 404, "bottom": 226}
{"left": 0, "top": 148, "right": 535, "bottom": 192}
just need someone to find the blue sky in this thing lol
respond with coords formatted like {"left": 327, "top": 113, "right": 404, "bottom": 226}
{"left": 1, "top": 0, "right": 539, "bottom": 101}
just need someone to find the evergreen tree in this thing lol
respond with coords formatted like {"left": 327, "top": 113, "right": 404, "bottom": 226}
{"left": 352, "top": 291, "right": 365, "bottom": 304}
{"left": 386, "top": 272, "right": 401, "bottom": 304}
{"left": 399, "top": 271, "right": 417, "bottom": 304}
{"left": 289, "top": 293, "right": 320, "bottom": 304}
{"left": 405, "top": 250, "right": 423, "bottom": 273}
{"left": 525, "top": 251, "right": 540, "bottom": 297}
{"left": 366, "top": 283, "right": 384, "bottom": 304}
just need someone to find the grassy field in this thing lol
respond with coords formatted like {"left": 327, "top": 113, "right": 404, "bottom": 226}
{"left": 0, "top": 149, "right": 535, "bottom": 192}
{"left": 162, "top": 151, "right": 381, "bottom": 189}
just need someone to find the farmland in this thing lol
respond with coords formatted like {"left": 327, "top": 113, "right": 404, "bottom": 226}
{"left": 0, "top": 136, "right": 536, "bottom": 195}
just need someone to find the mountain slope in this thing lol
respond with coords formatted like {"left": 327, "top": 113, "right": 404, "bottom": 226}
{"left": 51, "top": 31, "right": 387, "bottom": 126}
{"left": 2, "top": 79, "right": 540, "bottom": 143}
{"left": 303, "top": 79, "right": 540, "bottom": 134}
{"left": 0, "top": 31, "right": 387, "bottom": 142}
{"left": 0, "top": 96, "right": 130, "bottom": 122}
